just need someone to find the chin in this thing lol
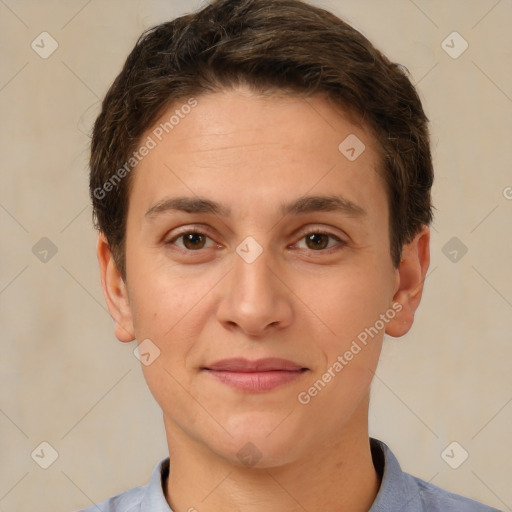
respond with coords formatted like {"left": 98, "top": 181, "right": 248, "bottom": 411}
{"left": 210, "top": 413, "right": 304, "bottom": 468}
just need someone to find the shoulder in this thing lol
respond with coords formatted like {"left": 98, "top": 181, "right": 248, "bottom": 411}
{"left": 370, "top": 438, "right": 501, "bottom": 512}
{"left": 72, "top": 457, "right": 171, "bottom": 512}
{"left": 406, "top": 473, "right": 502, "bottom": 512}
{"left": 75, "top": 485, "right": 145, "bottom": 512}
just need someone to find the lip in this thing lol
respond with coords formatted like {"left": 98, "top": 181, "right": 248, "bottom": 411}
{"left": 202, "top": 358, "right": 308, "bottom": 392}
{"left": 204, "top": 357, "right": 306, "bottom": 372}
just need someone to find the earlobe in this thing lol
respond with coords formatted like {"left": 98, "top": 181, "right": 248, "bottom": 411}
{"left": 385, "top": 226, "right": 430, "bottom": 338}
{"left": 96, "top": 234, "right": 136, "bottom": 343}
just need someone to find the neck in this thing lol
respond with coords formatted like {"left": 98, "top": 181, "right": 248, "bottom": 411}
{"left": 163, "top": 401, "right": 381, "bottom": 512}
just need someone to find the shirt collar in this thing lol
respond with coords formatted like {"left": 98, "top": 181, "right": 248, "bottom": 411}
{"left": 141, "top": 437, "right": 417, "bottom": 512}
{"left": 369, "top": 437, "right": 420, "bottom": 511}
{"left": 140, "top": 456, "right": 172, "bottom": 512}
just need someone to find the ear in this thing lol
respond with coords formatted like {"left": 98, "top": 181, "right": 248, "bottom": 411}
{"left": 385, "top": 226, "right": 430, "bottom": 338}
{"left": 96, "top": 234, "right": 135, "bottom": 343}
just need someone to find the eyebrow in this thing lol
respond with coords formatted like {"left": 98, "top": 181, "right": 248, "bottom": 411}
{"left": 145, "top": 195, "right": 367, "bottom": 219}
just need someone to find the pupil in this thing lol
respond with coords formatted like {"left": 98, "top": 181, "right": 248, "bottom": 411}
{"left": 307, "top": 234, "right": 328, "bottom": 250}
{"left": 184, "top": 233, "right": 205, "bottom": 250}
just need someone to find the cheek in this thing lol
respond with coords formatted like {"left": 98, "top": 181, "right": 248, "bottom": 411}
{"left": 126, "top": 255, "right": 209, "bottom": 340}
{"left": 306, "top": 263, "right": 393, "bottom": 343}
{"left": 127, "top": 271, "right": 207, "bottom": 409}
{"left": 295, "top": 267, "right": 390, "bottom": 425}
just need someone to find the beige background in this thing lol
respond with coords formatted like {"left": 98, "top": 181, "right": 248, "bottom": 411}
{"left": 1, "top": 0, "right": 511, "bottom": 511}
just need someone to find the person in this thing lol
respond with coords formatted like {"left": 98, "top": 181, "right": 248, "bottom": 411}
{"left": 83, "top": 0, "right": 501, "bottom": 510}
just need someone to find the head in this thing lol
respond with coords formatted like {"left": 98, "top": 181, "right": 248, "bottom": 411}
{"left": 92, "top": 0, "right": 433, "bottom": 467}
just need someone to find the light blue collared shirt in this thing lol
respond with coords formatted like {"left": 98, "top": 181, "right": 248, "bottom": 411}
{"left": 77, "top": 438, "right": 501, "bottom": 511}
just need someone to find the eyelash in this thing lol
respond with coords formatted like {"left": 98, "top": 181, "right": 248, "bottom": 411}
{"left": 166, "top": 227, "right": 347, "bottom": 254}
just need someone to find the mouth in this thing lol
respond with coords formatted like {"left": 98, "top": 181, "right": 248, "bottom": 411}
{"left": 201, "top": 358, "right": 309, "bottom": 392}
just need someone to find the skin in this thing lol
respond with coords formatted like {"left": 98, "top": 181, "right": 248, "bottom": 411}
{"left": 98, "top": 86, "right": 430, "bottom": 512}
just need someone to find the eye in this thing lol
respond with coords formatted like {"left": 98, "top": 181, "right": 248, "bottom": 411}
{"left": 167, "top": 230, "right": 217, "bottom": 251}
{"left": 294, "top": 231, "right": 346, "bottom": 252}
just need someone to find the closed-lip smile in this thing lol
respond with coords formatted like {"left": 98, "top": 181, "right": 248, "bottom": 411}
{"left": 202, "top": 358, "right": 309, "bottom": 392}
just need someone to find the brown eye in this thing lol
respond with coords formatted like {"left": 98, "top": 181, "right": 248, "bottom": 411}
{"left": 181, "top": 233, "right": 207, "bottom": 250}
{"left": 305, "top": 233, "right": 330, "bottom": 250}
{"left": 294, "top": 231, "right": 346, "bottom": 253}
{"left": 168, "top": 231, "right": 216, "bottom": 251}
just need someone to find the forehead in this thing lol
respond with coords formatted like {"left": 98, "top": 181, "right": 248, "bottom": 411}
{"left": 128, "top": 87, "right": 387, "bottom": 225}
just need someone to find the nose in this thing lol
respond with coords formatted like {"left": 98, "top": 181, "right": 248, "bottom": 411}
{"left": 216, "top": 243, "right": 293, "bottom": 337}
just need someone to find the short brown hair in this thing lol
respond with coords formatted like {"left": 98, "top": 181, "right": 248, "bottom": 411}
{"left": 90, "top": 0, "right": 434, "bottom": 278}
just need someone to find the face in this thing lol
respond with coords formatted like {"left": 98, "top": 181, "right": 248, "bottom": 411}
{"left": 99, "top": 86, "right": 429, "bottom": 467}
